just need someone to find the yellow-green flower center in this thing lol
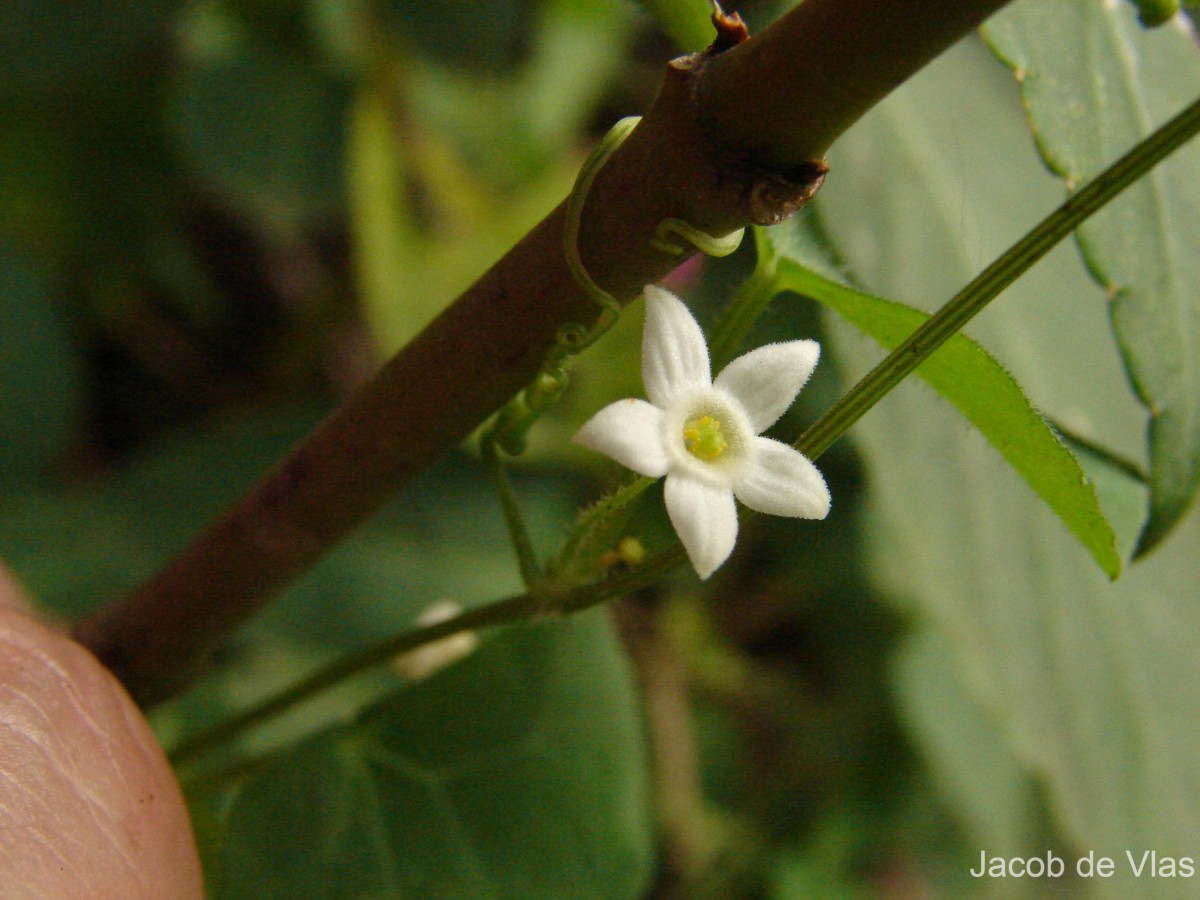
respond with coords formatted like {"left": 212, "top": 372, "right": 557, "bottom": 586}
{"left": 683, "top": 415, "right": 728, "bottom": 462}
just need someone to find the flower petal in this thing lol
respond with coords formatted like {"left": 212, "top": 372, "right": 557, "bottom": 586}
{"left": 664, "top": 474, "right": 738, "bottom": 580}
{"left": 641, "top": 284, "right": 711, "bottom": 408}
{"left": 573, "top": 399, "right": 670, "bottom": 477}
{"left": 713, "top": 340, "right": 820, "bottom": 433}
{"left": 733, "top": 436, "right": 831, "bottom": 519}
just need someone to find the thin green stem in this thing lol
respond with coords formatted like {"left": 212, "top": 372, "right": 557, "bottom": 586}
{"left": 169, "top": 592, "right": 539, "bottom": 767}
{"left": 479, "top": 432, "right": 542, "bottom": 586}
{"left": 706, "top": 249, "right": 780, "bottom": 372}
{"left": 168, "top": 551, "right": 686, "bottom": 767}
{"left": 795, "top": 94, "right": 1200, "bottom": 461}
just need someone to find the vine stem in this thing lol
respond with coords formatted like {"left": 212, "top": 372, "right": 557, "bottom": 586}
{"left": 169, "top": 93, "right": 1200, "bottom": 766}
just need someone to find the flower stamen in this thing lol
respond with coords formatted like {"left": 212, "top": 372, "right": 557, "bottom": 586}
{"left": 683, "top": 415, "right": 728, "bottom": 462}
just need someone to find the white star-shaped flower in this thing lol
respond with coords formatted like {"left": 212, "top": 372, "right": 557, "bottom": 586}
{"left": 573, "top": 284, "right": 830, "bottom": 579}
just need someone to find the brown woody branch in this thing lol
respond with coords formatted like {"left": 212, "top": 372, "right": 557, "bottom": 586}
{"left": 75, "top": 0, "right": 1013, "bottom": 705}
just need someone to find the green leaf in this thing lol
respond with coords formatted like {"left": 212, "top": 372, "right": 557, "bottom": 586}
{"left": 891, "top": 628, "right": 1036, "bottom": 860}
{"left": 631, "top": 0, "right": 715, "bottom": 52}
{"left": 817, "top": 36, "right": 1200, "bottom": 885}
{"left": 0, "top": 0, "right": 174, "bottom": 95}
{"left": 0, "top": 405, "right": 331, "bottom": 620}
{"left": 0, "top": 117, "right": 80, "bottom": 252}
{"left": 382, "top": 0, "right": 535, "bottom": 74}
{"left": 768, "top": 245, "right": 1123, "bottom": 579}
{"left": 983, "top": 0, "right": 1200, "bottom": 555}
{"left": 403, "top": 0, "right": 634, "bottom": 185}
{"left": 351, "top": 1, "right": 635, "bottom": 356}
{"left": 169, "top": 48, "right": 348, "bottom": 229}
{"left": 770, "top": 813, "right": 871, "bottom": 900}
{"left": 521, "top": 0, "right": 637, "bottom": 154}
{"left": 0, "top": 395, "right": 578, "bottom": 753}
{"left": 0, "top": 244, "right": 80, "bottom": 487}
{"left": 209, "top": 609, "right": 653, "bottom": 899}
{"left": 1055, "top": 427, "right": 1149, "bottom": 561}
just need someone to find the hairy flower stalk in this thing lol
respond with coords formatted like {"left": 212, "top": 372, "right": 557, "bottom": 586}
{"left": 574, "top": 286, "right": 830, "bottom": 578}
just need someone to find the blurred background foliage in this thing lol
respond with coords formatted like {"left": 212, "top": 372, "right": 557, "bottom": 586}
{"left": 1, "top": 0, "right": 1198, "bottom": 896}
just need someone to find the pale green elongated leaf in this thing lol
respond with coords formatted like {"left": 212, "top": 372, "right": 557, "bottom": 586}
{"left": 770, "top": 250, "right": 1122, "bottom": 579}
{"left": 983, "top": 0, "right": 1200, "bottom": 555}
{"left": 210, "top": 609, "right": 653, "bottom": 899}
{"left": 818, "top": 38, "right": 1200, "bottom": 896}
